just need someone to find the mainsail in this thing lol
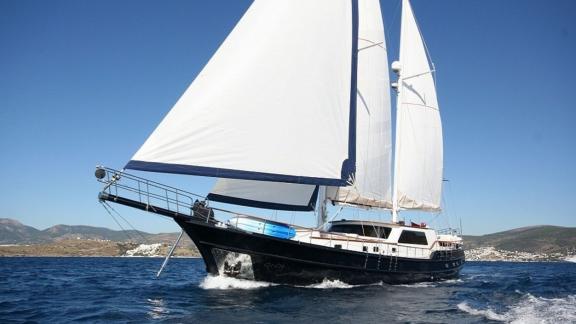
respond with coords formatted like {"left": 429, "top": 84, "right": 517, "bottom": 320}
{"left": 208, "top": 0, "right": 390, "bottom": 211}
{"left": 327, "top": 0, "right": 393, "bottom": 209}
{"left": 393, "top": 0, "right": 443, "bottom": 212}
{"left": 125, "top": 0, "right": 359, "bottom": 186}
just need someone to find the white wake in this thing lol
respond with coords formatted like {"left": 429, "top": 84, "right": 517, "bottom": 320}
{"left": 199, "top": 276, "right": 383, "bottom": 290}
{"left": 458, "top": 294, "right": 576, "bottom": 323}
{"left": 303, "top": 279, "right": 355, "bottom": 289}
{"left": 199, "top": 275, "right": 275, "bottom": 290}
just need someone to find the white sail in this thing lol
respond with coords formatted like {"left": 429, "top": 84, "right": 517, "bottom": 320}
{"left": 208, "top": 179, "right": 318, "bottom": 211}
{"left": 393, "top": 0, "right": 443, "bottom": 212}
{"left": 327, "top": 0, "right": 393, "bottom": 209}
{"left": 126, "top": 0, "right": 359, "bottom": 186}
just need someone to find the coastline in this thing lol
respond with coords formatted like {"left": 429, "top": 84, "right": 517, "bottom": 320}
{"left": 0, "top": 240, "right": 200, "bottom": 258}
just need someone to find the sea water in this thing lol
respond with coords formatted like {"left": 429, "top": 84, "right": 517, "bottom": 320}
{"left": 1, "top": 257, "right": 575, "bottom": 323}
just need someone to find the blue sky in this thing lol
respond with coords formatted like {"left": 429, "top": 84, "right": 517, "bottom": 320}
{"left": 1, "top": 0, "right": 575, "bottom": 235}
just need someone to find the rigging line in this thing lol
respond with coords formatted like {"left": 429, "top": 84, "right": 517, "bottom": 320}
{"left": 407, "top": 0, "right": 438, "bottom": 88}
{"left": 437, "top": 189, "right": 448, "bottom": 229}
{"left": 384, "top": 0, "right": 402, "bottom": 56}
{"left": 103, "top": 201, "right": 151, "bottom": 244}
{"left": 100, "top": 201, "right": 133, "bottom": 242}
{"left": 401, "top": 69, "right": 435, "bottom": 81}
{"left": 358, "top": 41, "right": 385, "bottom": 52}
{"left": 316, "top": 204, "right": 346, "bottom": 230}
{"left": 428, "top": 211, "right": 442, "bottom": 229}
{"left": 315, "top": 183, "right": 353, "bottom": 230}
{"left": 444, "top": 180, "right": 454, "bottom": 230}
{"left": 358, "top": 37, "right": 385, "bottom": 47}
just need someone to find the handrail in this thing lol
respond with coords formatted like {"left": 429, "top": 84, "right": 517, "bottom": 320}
{"left": 97, "top": 166, "right": 204, "bottom": 199}
{"left": 436, "top": 227, "right": 461, "bottom": 236}
{"left": 96, "top": 166, "right": 198, "bottom": 217}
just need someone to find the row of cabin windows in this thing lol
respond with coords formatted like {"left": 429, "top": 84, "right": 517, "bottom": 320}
{"left": 328, "top": 224, "right": 428, "bottom": 246}
{"left": 336, "top": 245, "right": 387, "bottom": 253}
{"left": 328, "top": 224, "right": 392, "bottom": 239}
{"left": 335, "top": 243, "right": 424, "bottom": 252}
{"left": 362, "top": 246, "right": 379, "bottom": 252}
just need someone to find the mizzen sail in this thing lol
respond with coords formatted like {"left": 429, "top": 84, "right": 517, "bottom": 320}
{"left": 393, "top": 0, "right": 443, "bottom": 212}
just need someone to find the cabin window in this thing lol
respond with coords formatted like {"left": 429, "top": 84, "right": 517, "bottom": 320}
{"left": 376, "top": 227, "right": 392, "bottom": 239}
{"left": 362, "top": 246, "right": 368, "bottom": 252}
{"left": 329, "top": 224, "right": 392, "bottom": 239}
{"left": 373, "top": 246, "right": 379, "bottom": 252}
{"left": 398, "top": 230, "right": 428, "bottom": 245}
{"left": 329, "top": 225, "right": 364, "bottom": 236}
{"left": 334, "top": 244, "right": 342, "bottom": 249}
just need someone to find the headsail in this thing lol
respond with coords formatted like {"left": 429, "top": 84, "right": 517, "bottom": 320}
{"left": 393, "top": 0, "right": 443, "bottom": 212}
{"left": 126, "top": 0, "right": 359, "bottom": 186}
{"left": 327, "top": 0, "right": 393, "bottom": 209}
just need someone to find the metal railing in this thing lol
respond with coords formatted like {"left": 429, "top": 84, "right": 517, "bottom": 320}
{"left": 96, "top": 166, "right": 204, "bottom": 217}
{"left": 436, "top": 227, "right": 462, "bottom": 236}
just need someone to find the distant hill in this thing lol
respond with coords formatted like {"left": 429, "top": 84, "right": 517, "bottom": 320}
{"left": 464, "top": 225, "right": 576, "bottom": 254}
{"left": 0, "top": 218, "right": 191, "bottom": 246}
{"left": 0, "top": 218, "right": 51, "bottom": 244}
{"left": 42, "top": 224, "right": 154, "bottom": 243}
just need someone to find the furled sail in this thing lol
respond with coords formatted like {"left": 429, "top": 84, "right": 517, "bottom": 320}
{"left": 327, "top": 0, "right": 393, "bottom": 209}
{"left": 126, "top": 0, "right": 359, "bottom": 186}
{"left": 393, "top": 0, "right": 443, "bottom": 211}
{"left": 208, "top": 179, "right": 318, "bottom": 211}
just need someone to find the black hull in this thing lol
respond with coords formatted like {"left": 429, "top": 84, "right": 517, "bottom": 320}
{"left": 176, "top": 217, "right": 465, "bottom": 285}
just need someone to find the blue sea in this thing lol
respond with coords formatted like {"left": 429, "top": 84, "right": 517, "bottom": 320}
{"left": 1, "top": 258, "right": 575, "bottom": 323}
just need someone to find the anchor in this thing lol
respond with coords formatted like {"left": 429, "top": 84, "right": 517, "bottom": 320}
{"left": 223, "top": 261, "right": 242, "bottom": 277}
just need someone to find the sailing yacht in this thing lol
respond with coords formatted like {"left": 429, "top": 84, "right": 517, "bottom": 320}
{"left": 96, "top": 0, "right": 464, "bottom": 285}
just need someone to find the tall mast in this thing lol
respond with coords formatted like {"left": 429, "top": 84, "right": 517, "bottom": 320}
{"left": 391, "top": 0, "right": 407, "bottom": 224}
{"left": 317, "top": 186, "right": 328, "bottom": 228}
{"left": 391, "top": 60, "right": 402, "bottom": 224}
